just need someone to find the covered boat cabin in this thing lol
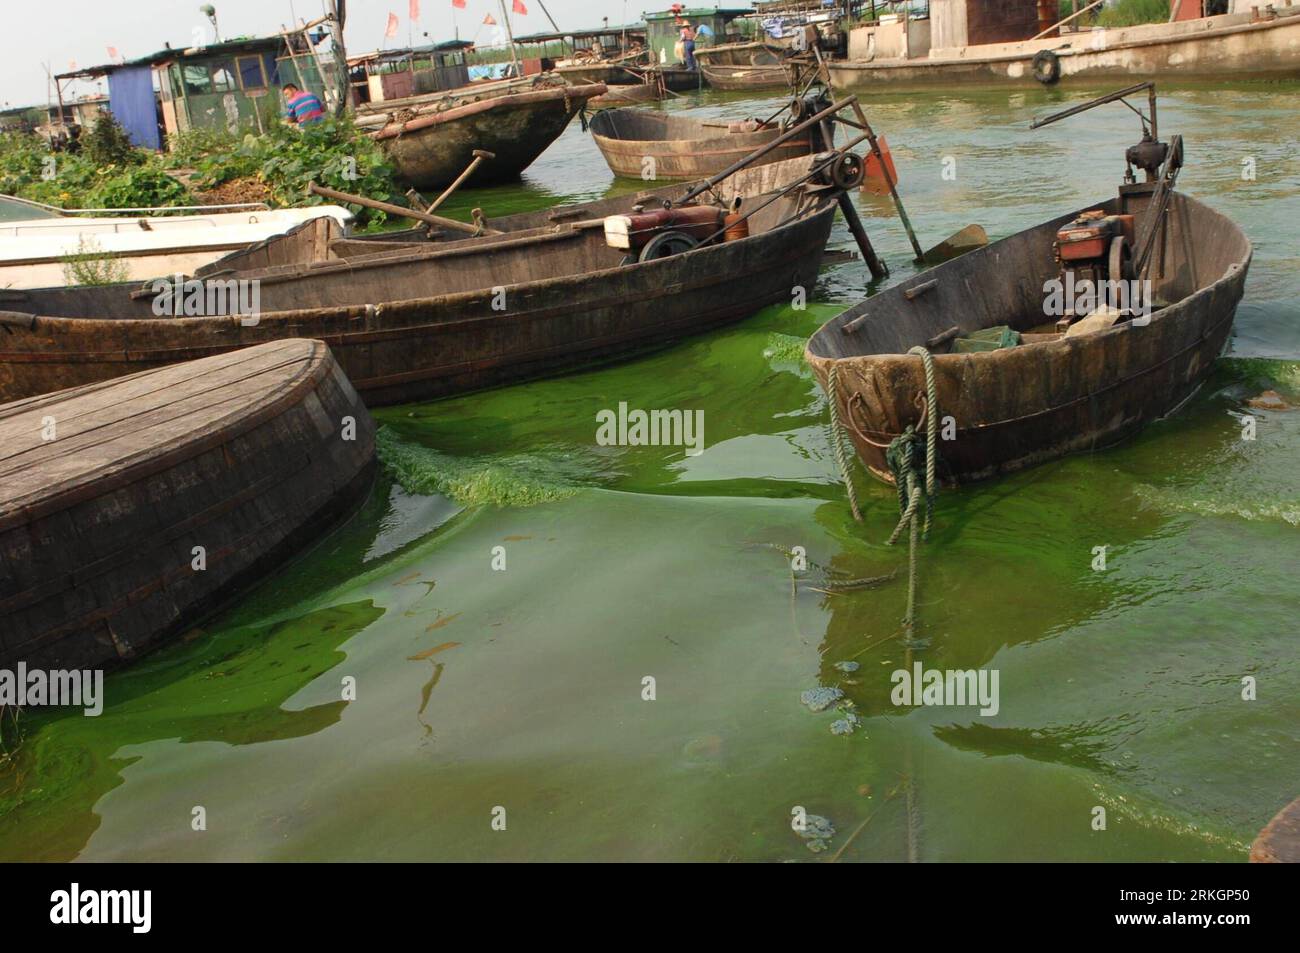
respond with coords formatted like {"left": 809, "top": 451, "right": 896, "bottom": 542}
{"left": 643, "top": 7, "right": 757, "bottom": 64}
{"left": 52, "top": 26, "right": 342, "bottom": 149}
{"left": 347, "top": 40, "right": 474, "bottom": 105}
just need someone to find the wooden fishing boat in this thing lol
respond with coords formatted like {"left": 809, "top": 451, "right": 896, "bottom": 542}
{"left": 807, "top": 188, "right": 1251, "bottom": 484}
{"left": 808, "top": 85, "right": 1252, "bottom": 486}
{"left": 0, "top": 339, "right": 375, "bottom": 671}
{"left": 694, "top": 40, "right": 786, "bottom": 68}
{"left": 700, "top": 60, "right": 792, "bottom": 91}
{"left": 1251, "top": 795, "right": 1300, "bottom": 863}
{"left": 697, "top": 42, "right": 792, "bottom": 91}
{"left": 354, "top": 77, "right": 607, "bottom": 189}
{"left": 0, "top": 156, "right": 847, "bottom": 407}
{"left": 590, "top": 82, "right": 665, "bottom": 110}
{"left": 589, "top": 107, "right": 813, "bottom": 180}
{"left": 642, "top": 65, "right": 700, "bottom": 92}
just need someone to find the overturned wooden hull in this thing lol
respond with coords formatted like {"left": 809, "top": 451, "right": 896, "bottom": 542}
{"left": 806, "top": 191, "right": 1251, "bottom": 484}
{"left": 589, "top": 107, "right": 813, "bottom": 180}
{"left": 361, "top": 82, "right": 606, "bottom": 189}
{"left": 0, "top": 159, "right": 841, "bottom": 407}
{"left": 0, "top": 339, "right": 375, "bottom": 670}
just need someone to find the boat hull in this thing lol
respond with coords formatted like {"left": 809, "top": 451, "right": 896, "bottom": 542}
{"left": 0, "top": 339, "right": 375, "bottom": 670}
{"left": 701, "top": 62, "right": 792, "bottom": 91}
{"left": 829, "top": 11, "right": 1300, "bottom": 90}
{"left": 806, "top": 192, "right": 1252, "bottom": 484}
{"left": 0, "top": 180, "right": 839, "bottom": 407}
{"left": 589, "top": 107, "right": 814, "bottom": 180}
{"left": 365, "top": 84, "right": 606, "bottom": 189}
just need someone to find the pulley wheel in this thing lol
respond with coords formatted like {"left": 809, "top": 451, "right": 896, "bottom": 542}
{"left": 830, "top": 152, "right": 865, "bottom": 191}
{"left": 638, "top": 230, "right": 700, "bottom": 262}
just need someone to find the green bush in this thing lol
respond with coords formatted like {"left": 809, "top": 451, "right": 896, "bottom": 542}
{"left": 188, "top": 115, "right": 399, "bottom": 226}
{"left": 1058, "top": 0, "right": 1172, "bottom": 28}
{"left": 1097, "top": 0, "right": 1172, "bottom": 28}
{"left": 82, "top": 114, "right": 142, "bottom": 168}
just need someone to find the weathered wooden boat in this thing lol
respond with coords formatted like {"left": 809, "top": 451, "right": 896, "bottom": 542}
{"left": 1251, "top": 795, "right": 1300, "bottom": 863}
{"left": 700, "top": 60, "right": 793, "bottom": 91}
{"left": 807, "top": 191, "right": 1250, "bottom": 484}
{"left": 694, "top": 40, "right": 787, "bottom": 68}
{"left": 589, "top": 107, "right": 814, "bottom": 180}
{"left": 642, "top": 65, "right": 700, "bottom": 92}
{"left": 354, "top": 77, "right": 607, "bottom": 189}
{"left": 809, "top": 85, "right": 1252, "bottom": 486}
{"left": 0, "top": 339, "right": 375, "bottom": 671}
{"left": 697, "top": 41, "right": 792, "bottom": 91}
{"left": 0, "top": 156, "right": 849, "bottom": 407}
{"left": 590, "top": 82, "right": 665, "bottom": 110}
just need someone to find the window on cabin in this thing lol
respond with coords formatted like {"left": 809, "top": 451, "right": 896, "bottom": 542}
{"left": 210, "top": 60, "right": 238, "bottom": 92}
{"left": 182, "top": 64, "right": 212, "bottom": 94}
{"left": 237, "top": 55, "right": 266, "bottom": 90}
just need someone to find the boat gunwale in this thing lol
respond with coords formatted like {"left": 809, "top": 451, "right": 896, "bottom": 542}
{"left": 367, "top": 83, "right": 606, "bottom": 140}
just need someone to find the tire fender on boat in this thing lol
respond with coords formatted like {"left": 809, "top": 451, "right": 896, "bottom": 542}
{"left": 1032, "top": 50, "right": 1062, "bottom": 85}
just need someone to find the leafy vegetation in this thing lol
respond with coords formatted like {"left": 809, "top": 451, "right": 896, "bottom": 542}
{"left": 1058, "top": 0, "right": 1173, "bottom": 28}
{"left": 183, "top": 115, "right": 399, "bottom": 225}
{"left": 1, "top": 113, "right": 399, "bottom": 227}
{"left": 60, "top": 236, "right": 129, "bottom": 285}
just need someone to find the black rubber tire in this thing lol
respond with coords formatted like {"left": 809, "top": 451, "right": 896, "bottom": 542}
{"left": 638, "top": 230, "right": 700, "bottom": 262}
{"left": 1032, "top": 50, "right": 1061, "bottom": 85}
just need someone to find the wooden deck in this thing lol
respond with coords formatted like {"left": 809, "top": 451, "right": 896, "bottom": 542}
{"left": 1251, "top": 796, "right": 1300, "bottom": 863}
{"left": 0, "top": 339, "right": 375, "bottom": 671}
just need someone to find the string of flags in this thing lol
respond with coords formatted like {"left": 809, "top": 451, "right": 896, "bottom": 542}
{"left": 389, "top": 0, "right": 525, "bottom": 33}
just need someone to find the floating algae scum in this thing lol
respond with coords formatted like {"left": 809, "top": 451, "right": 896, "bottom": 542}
{"left": 0, "top": 83, "right": 1297, "bottom": 862}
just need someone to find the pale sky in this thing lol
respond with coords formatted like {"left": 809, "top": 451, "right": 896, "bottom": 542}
{"left": 0, "top": 0, "right": 658, "bottom": 109}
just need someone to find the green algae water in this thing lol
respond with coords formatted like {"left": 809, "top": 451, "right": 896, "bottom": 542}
{"left": 3, "top": 83, "right": 1297, "bottom": 862}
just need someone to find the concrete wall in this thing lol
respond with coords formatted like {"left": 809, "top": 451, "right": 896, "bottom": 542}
{"left": 846, "top": 16, "right": 933, "bottom": 60}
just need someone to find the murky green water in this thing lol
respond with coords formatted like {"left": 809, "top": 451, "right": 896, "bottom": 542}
{"left": 3, "top": 82, "right": 1297, "bottom": 862}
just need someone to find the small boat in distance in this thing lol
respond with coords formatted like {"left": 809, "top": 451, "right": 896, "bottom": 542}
{"left": 697, "top": 41, "right": 793, "bottom": 91}
{"left": 589, "top": 107, "right": 814, "bottom": 180}
{"left": 0, "top": 339, "right": 375, "bottom": 671}
{"left": 354, "top": 75, "right": 607, "bottom": 189}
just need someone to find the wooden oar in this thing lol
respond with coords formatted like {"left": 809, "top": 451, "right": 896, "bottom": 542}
{"left": 424, "top": 150, "right": 495, "bottom": 214}
{"left": 307, "top": 182, "right": 502, "bottom": 236}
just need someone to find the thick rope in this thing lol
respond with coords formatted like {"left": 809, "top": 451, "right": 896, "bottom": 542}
{"left": 825, "top": 364, "right": 862, "bottom": 522}
{"left": 885, "top": 346, "right": 940, "bottom": 629}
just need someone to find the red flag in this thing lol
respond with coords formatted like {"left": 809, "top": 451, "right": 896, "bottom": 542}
{"left": 452, "top": 0, "right": 466, "bottom": 8}
{"left": 410, "top": 0, "right": 420, "bottom": 18}
{"left": 483, "top": 13, "right": 495, "bottom": 23}
{"left": 512, "top": 0, "right": 527, "bottom": 13}
{"left": 106, "top": 46, "right": 119, "bottom": 61}
{"left": 385, "top": 12, "right": 399, "bottom": 37}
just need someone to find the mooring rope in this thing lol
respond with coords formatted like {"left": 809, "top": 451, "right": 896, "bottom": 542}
{"left": 825, "top": 363, "right": 863, "bottom": 522}
{"left": 884, "top": 346, "right": 939, "bottom": 628}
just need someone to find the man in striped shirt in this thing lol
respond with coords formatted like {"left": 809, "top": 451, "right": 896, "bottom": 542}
{"left": 282, "top": 83, "right": 326, "bottom": 125}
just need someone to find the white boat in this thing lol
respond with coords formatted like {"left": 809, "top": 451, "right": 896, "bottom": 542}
{"left": 0, "top": 197, "right": 354, "bottom": 289}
